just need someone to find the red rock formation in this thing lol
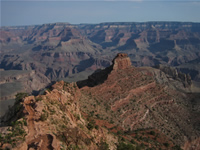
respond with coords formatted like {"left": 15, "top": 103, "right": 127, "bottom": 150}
{"left": 78, "top": 54, "right": 200, "bottom": 147}
{"left": 112, "top": 53, "right": 132, "bottom": 70}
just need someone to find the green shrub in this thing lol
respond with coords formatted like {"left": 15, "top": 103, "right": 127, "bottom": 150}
{"left": 1, "top": 120, "right": 26, "bottom": 147}
{"left": 40, "top": 111, "right": 48, "bottom": 121}
{"left": 140, "top": 143, "right": 145, "bottom": 149}
{"left": 95, "top": 125, "right": 99, "bottom": 130}
{"left": 15, "top": 93, "right": 28, "bottom": 103}
{"left": 74, "top": 114, "right": 80, "bottom": 120}
{"left": 45, "top": 88, "right": 51, "bottom": 92}
{"left": 121, "top": 137, "right": 125, "bottom": 141}
{"left": 96, "top": 114, "right": 100, "bottom": 119}
{"left": 87, "top": 122, "right": 94, "bottom": 130}
{"left": 117, "top": 142, "right": 135, "bottom": 150}
{"left": 163, "top": 142, "right": 169, "bottom": 147}
{"left": 136, "top": 145, "right": 143, "bottom": 150}
{"left": 172, "top": 145, "right": 182, "bottom": 150}
{"left": 58, "top": 133, "right": 67, "bottom": 143}
{"left": 84, "top": 138, "right": 91, "bottom": 145}
{"left": 110, "top": 119, "right": 114, "bottom": 124}
{"left": 23, "top": 119, "right": 27, "bottom": 126}
{"left": 89, "top": 111, "right": 94, "bottom": 117}
{"left": 14, "top": 103, "right": 23, "bottom": 112}
{"left": 87, "top": 118, "right": 95, "bottom": 130}
{"left": 130, "top": 139, "right": 135, "bottom": 144}
{"left": 117, "top": 131, "right": 122, "bottom": 135}
{"left": 149, "top": 131, "right": 156, "bottom": 135}
{"left": 99, "top": 141, "right": 109, "bottom": 150}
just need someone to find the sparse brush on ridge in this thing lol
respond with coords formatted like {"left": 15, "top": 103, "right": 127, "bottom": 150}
{"left": 0, "top": 53, "right": 199, "bottom": 150}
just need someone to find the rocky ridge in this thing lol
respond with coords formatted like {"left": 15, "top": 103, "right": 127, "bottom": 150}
{"left": 78, "top": 53, "right": 200, "bottom": 148}
{"left": 155, "top": 64, "right": 192, "bottom": 88}
{"left": 0, "top": 69, "right": 51, "bottom": 117}
{"left": 1, "top": 54, "right": 199, "bottom": 149}
{"left": 0, "top": 81, "right": 118, "bottom": 150}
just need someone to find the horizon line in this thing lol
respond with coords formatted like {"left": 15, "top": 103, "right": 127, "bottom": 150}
{"left": 1, "top": 20, "right": 200, "bottom": 28}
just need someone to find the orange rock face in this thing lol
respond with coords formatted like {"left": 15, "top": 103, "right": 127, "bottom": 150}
{"left": 112, "top": 53, "right": 132, "bottom": 70}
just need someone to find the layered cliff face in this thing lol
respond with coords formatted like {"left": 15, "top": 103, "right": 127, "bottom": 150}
{"left": 0, "top": 70, "right": 51, "bottom": 117}
{"left": 80, "top": 22, "right": 200, "bottom": 66}
{"left": 155, "top": 64, "right": 192, "bottom": 88}
{"left": 1, "top": 22, "right": 200, "bottom": 82}
{"left": 0, "top": 23, "right": 110, "bottom": 82}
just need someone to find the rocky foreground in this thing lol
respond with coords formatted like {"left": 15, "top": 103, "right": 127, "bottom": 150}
{"left": 0, "top": 53, "right": 200, "bottom": 150}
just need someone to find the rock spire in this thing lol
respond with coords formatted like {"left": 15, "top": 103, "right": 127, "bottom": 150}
{"left": 112, "top": 53, "right": 132, "bottom": 70}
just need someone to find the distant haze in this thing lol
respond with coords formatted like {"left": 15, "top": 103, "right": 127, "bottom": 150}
{"left": 1, "top": 0, "right": 200, "bottom": 26}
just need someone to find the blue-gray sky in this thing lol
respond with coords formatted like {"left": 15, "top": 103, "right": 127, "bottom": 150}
{"left": 1, "top": 0, "right": 200, "bottom": 26}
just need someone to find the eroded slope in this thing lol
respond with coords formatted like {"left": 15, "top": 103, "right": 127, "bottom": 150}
{"left": 78, "top": 53, "right": 200, "bottom": 148}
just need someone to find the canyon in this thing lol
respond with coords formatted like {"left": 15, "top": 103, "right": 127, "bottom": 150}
{"left": 1, "top": 22, "right": 200, "bottom": 81}
{"left": 0, "top": 53, "right": 199, "bottom": 149}
{"left": 1, "top": 22, "right": 200, "bottom": 108}
{"left": 0, "top": 21, "right": 200, "bottom": 149}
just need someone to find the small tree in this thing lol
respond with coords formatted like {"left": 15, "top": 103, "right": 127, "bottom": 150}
{"left": 163, "top": 142, "right": 169, "bottom": 148}
{"left": 99, "top": 141, "right": 109, "bottom": 150}
{"left": 117, "top": 142, "right": 135, "bottom": 150}
{"left": 15, "top": 93, "right": 29, "bottom": 103}
{"left": 87, "top": 122, "right": 94, "bottom": 130}
{"left": 149, "top": 130, "right": 156, "bottom": 136}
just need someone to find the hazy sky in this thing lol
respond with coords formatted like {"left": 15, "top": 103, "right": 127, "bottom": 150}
{"left": 1, "top": 0, "right": 200, "bottom": 26}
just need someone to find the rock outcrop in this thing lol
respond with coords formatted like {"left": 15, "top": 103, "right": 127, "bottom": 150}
{"left": 0, "top": 81, "right": 118, "bottom": 150}
{"left": 112, "top": 53, "right": 132, "bottom": 70}
{"left": 77, "top": 53, "right": 132, "bottom": 88}
{"left": 156, "top": 64, "right": 192, "bottom": 87}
